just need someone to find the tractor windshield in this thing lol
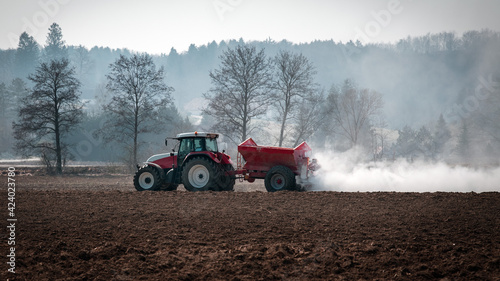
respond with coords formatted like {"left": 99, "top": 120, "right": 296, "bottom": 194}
{"left": 205, "top": 138, "right": 218, "bottom": 152}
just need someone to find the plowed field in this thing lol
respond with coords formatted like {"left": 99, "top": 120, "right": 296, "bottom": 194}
{"left": 1, "top": 175, "right": 499, "bottom": 280}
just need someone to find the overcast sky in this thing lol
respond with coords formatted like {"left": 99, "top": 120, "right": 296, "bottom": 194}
{"left": 1, "top": 0, "right": 500, "bottom": 54}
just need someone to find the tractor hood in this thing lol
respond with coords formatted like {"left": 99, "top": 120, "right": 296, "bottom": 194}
{"left": 145, "top": 152, "right": 178, "bottom": 169}
{"left": 147, "top": 152, "right": 176, "bottom": 163}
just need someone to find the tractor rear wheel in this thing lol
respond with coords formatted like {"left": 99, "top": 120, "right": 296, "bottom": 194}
{"left": 182, "top": 157, "right": 217, "bottom": 191}
{"left": 134, "top": 166, "right": 162, "bottom": 191}
{"left": 216, "top": 164, "right": 235, "bottom": 191}
{"left": 264, "top": 165, "right": 296, "bottom": 192}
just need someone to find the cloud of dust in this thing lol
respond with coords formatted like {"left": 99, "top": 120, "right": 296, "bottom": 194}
{"left": 311, "top": 149, "right": 500, "bottom": 193}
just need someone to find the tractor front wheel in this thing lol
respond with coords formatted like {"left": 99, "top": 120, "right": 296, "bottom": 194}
{"left": 182, "top": 157, "right": 217, "bottom": 191}
{"left": 264, "top": 166, "right": 296, "bottom": 192}
{"left": 134, "top": 166, "right": 162, "bottom": 191}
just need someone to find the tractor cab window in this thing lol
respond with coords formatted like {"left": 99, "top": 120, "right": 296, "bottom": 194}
{"left": 194, "top": 138, "right": 203, "bottom": 151}
{"left": 178, "top": 137, "right": 218, "bottom": 155}
{"left": 179, "top": 138, "right": 194, "bottom": 156}
{"left": 205, "top": 138, "right": 218, "bottom": 152}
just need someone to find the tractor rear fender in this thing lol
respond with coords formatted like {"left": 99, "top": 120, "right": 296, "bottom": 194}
{"left": 218, "top": 152, "right": 233, "bottom": 165}
{"left": 180, "top": 151, "right": 221, "bottom": 167}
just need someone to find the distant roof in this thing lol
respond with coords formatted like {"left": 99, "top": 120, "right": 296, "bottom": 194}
{"left": 175, "top": 132, "right": 219, "bottom": 139}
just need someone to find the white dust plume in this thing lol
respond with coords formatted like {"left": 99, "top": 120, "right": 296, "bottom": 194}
{"left": 311, "top": 149, "right": 500, "bottom": 192}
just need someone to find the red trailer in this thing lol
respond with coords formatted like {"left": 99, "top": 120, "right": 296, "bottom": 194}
{"left": 235, "top": 138, "right": 318, "bottom": 192}
{"left": 133, "top": 132, "right": 318, "bottom": 192}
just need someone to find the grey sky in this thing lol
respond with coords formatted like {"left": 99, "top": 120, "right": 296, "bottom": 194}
{"left": 1, "top": 0, "right": 500, "bottom": 54}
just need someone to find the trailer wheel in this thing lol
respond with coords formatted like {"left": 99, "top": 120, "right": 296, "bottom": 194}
{"left": 265, "top": 166, "right": 296, "bottom": 192}
{"left": 134, "top": 166, "right": 162, "bottom": 191}
{"left": 182, "top": 157, "right": 217, "bottom": 191}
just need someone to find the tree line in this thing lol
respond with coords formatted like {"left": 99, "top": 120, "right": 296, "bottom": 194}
{"left": 202, "top": 45, "right": 384, "bottom": 150}
{"left": 1, "top": 23, "right": 499, "bottom": 173}
{"left": 3, "top": 23, "right": 191, "bottom": 173}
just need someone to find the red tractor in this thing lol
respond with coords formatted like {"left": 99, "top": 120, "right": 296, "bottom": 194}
{"left": 134, "top": 132, "right": 318, "bottom": 192}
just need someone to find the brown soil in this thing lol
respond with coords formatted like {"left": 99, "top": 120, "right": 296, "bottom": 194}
{"left": 1, "top": 175, "right": 499, "bottom": 280}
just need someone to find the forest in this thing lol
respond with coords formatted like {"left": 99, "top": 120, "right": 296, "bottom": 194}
{"left": 0, "top": 23, "right": 499, "bottom": 170}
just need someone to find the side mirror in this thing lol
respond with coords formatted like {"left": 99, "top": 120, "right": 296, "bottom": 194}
{"left": 164, "top": 138, "right": 168, "bottom": 147}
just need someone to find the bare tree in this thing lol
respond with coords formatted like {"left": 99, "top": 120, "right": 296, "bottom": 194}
{"left": 291, "top": 91, "right": 326, "bottom": 147}
{"left": 13, "top": 59, "right": 83, "bottom": 174}
{"left": 102, "top": 54, "right": 173, "bottom": 167}
{"left": 326, "top": 80, "right": 384, "bottom": 148}
{"left": 70, "top": 45, "right": 94, "bottom": 78}
{"left": 273, "top": 51, "right": 317, "bottom": 147}
{"left": 203, "top": 45, "right": 272, "bottom": 143}
{"left": 474, "top": 78, "right": 500, "bottom": 143}
{"left": 370, "top": 114, "right": 391, "bottom": 161}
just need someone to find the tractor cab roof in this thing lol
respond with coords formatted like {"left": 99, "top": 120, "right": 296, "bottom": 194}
{"left": 175, "top": 132, "right": 219, "bottom": 139}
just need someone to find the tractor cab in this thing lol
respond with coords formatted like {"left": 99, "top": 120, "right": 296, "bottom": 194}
{"left": 173, "top": 132, "right": 220, "bottom": 166}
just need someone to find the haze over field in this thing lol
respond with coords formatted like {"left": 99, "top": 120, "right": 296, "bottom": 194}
{"left": 0, "top": 1, "right": 499, "bottom": 192}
